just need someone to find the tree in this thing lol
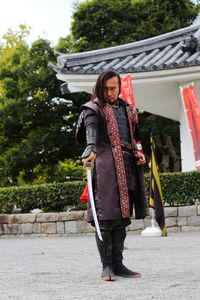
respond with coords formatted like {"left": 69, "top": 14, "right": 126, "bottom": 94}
{"left": 69, "top": 0, "right": 199, "bottom": 51}
{"left": 0, "top": 26, "right": 88, "bottom": 185}
{"left": 138, "top": 112, "right": 181, "bottom": 172}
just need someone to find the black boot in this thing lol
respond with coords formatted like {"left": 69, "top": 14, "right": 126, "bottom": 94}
{"left": 112, "top": 228, "right": 141, "bottom": 278}
{"left": 95, "top": 230, "right": 116, "bottom": 281}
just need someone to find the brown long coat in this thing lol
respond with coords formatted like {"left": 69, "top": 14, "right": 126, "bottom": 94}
{"left": 76, "top": 98, "right": 149, "bottom": 222}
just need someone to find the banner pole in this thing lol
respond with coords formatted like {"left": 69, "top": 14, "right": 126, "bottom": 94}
{"left": 151, "top": 208, "right": 156, "bottom": 228}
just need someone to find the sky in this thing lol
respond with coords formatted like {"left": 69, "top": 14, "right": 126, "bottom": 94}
{"left": 1, "top": 0, "right": 199, "bottom": 47}
{"left": 0, "top": 0, "right": 78, "bottom": 46}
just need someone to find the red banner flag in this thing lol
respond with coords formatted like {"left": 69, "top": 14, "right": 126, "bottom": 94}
{"left": 121, "top": 74, "right": 143, "bottom": 153}
{"left": 181, "top": 84, "right": 200, "bottom": 170}
{"left": 121, "top": 74, "right": 135, "bottom": 108}
{"left": 80, "top": 183, "right": 88, "bottom": 203}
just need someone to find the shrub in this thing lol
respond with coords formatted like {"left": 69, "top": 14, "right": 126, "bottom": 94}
{"left": 0, "top": 181, "right": 87, "bottom": 213}
{"left": 0, "top": 171, "right": 199, "bottom": 214}
{"left": 144, "top": 171, "right": 200, "bottom": 206}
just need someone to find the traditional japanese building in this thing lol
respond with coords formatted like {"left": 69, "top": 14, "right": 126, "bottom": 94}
{"left": 49, "top": 15, "right": 200, "bottom": 172}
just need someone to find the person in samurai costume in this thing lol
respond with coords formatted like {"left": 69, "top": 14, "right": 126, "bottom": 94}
{"left": 76, "top": 70, "right": 149, "bottom": 281}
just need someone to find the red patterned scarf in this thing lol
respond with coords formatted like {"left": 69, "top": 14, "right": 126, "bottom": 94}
{"left": 102, "top": 104, "right": 136, "bottom": 218}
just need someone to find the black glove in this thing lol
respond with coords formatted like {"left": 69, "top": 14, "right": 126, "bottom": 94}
{"left": 81, "top": 127, "right": 97, "bottom": 159}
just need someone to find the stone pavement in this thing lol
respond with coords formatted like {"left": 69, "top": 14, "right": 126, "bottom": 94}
{"left": 0, "top": 231, "right": 200, "bottom": 300}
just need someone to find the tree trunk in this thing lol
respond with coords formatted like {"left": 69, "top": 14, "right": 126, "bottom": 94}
{"left": 154, "top": 134, "right": 180, "bottom": 172}
{"left": 164, "top": 134, "right": 180, "bottom": 172}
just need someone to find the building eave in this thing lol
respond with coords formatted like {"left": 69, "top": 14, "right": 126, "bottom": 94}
{"left": 56, "top": 65, "right": 200, "bottom": 91}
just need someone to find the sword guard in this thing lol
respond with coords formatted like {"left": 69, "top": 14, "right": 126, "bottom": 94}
{"left": 84, "top": 162, "right": 94, "bottom": 169}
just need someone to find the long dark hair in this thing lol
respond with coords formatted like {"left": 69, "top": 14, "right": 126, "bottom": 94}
{"left": 91, "top": 70, "right": 121, "bottom": 106}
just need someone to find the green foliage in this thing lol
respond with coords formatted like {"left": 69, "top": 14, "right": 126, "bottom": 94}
{"left": 0, "top": 171, "right": 199, "bottom": 214}
{"left": 54, "top": 35, "right": 76, "bottom": 54}
{"left": 69, "top": 0, "right": 199, "bottom": 51}
{"left": 29, "top": 159, "right": 86, "bottom": 183}
{"left": 0, "top": 181, "right": 87, "bottom": 213}
{"left": 144, "top": 171, "right": 200, "bottom": 206}
{"left": 1, "top": 24, "right": 30, "bottom": 49}
{"left": 161, "top": 171, "right": 200, "bottom": 206}
{"left": 53, "top": 159, "right": 86, "bottom": 182}
{"left": 0, "top": 26, "right": 89, "bottom": 185}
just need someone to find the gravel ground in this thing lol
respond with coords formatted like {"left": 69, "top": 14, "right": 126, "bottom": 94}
{"left": 0, "top": 231, "right": 199, "bottom": 300}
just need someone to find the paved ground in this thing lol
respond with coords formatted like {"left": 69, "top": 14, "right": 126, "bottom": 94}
{"left": 0, "top": 231, "right": 200, "bottom": 300}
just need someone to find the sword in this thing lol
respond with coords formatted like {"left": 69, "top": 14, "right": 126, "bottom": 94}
{"left": 85, "top": 162, "right": 103, "bottom": 241}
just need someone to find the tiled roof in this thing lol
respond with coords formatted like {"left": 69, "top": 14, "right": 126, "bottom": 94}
{"left": 49, "top": 15, "right": 200, "bottom": 74}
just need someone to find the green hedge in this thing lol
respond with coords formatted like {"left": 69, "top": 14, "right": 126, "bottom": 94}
{"left": 0, "top": 181, "right": 87, "bottom": 213}
{"left": 0, "top": 171, "right": 199, "bottom": 213}
{"left": 144, "top": 171, "right": 200, "bottom": 206}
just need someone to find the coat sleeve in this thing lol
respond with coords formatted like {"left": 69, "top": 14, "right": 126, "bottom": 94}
{"left": 76, "top": 107, "right": 99, "bottom": 146}
{"left": 84, "top": 108, "right": 99, "bottom": 130}
{"left": 134, "top": 122, "right": 141, "bottom": 143}
{"left": 130, "top": 107, "right": 141, "bottom": 142}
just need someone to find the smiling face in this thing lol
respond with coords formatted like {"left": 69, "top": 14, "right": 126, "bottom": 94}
{"left": 103, "top": 76, "right": 119, "bottom": 105}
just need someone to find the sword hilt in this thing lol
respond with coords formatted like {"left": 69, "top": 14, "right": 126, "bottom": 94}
{"left": 84, "top": 162, "right": 94, "bottom": 169}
